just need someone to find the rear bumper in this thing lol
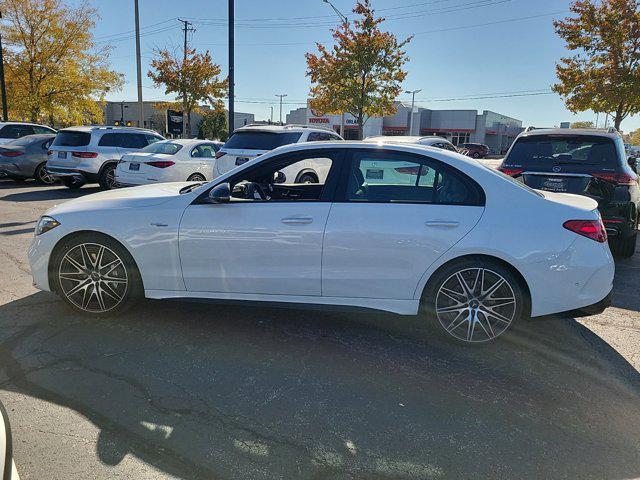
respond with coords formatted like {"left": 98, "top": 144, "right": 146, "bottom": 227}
{"left": 46, "top": 166, "right": 97, "bottom": 183}
{"left": 556, "top": 289, "right": 612, "bottom": 318}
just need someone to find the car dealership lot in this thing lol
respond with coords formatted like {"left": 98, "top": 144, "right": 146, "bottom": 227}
{"left": 0, "top": 180, "right": 639, "bottom": 479}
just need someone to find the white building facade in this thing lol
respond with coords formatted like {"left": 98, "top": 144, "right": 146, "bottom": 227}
{"left": 286, "top": 102, "right": 523, "bottom": 154}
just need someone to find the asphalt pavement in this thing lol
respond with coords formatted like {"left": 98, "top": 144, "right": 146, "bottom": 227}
{"left": 0, "top": 179, "right": 638, "bottom": 480}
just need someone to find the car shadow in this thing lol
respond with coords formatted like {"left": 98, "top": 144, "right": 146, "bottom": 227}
{"left": 0, "top": 292, "right": 638, "bottom": 480}
{"left": 611, "top": 234, "right": 640, "bottom": 312}
{"left": 0, "top": 184, "right": 101, "bottom": 202}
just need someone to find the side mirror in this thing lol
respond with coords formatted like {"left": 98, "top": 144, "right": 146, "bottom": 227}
{"left": 208, "top": 182, "right": 230, "bottom": 203}
{"left": 628, "top": 156, "right": 638, "bottom": 173}
{"left": 274, "top": 171, "right": 286, "bottom": 184}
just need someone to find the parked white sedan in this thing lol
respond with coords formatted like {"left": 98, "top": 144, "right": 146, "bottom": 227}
{"left": 115, "top": 139, "right": 223, "bottom": 187}
{"left": 28, "top": 142, "right": 614, "bottom": 343}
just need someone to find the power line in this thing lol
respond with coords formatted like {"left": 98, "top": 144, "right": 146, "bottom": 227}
{"left": 94, "top": 17, "right": 176, "bottom": 41}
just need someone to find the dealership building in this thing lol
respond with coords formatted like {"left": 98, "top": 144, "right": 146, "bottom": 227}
{"left": 286, "top": 102, "right": 523, "bottom": 154}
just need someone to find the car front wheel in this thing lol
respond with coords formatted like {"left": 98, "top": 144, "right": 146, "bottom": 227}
{"left": 423, "top": 258, "right": 526, "bottom": 343}
{"left": 52, "top": 233, "right": 142, "bottom": 316}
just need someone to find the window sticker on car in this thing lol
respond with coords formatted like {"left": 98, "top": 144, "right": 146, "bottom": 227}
{"left": 366, "top": 169, "right": 384, "bottom": 180}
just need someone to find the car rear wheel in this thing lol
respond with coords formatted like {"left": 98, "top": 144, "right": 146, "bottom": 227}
{"left": 612, "top": 231, "right": 637, "bottom": 258}
{"left": 187, "top": 173, "right": 206, "bottom": 182}
{"left": 62, "top": 178, "right": 84, "bottom": 189}
{"left": 422, "top": 258, "right": 526, "bottom": 344}
{"left": 99, "top": 164, "right": 118, "bottom": 190}
{"left": 34, "top": 163, "right": 56, "bottom": 185}
{"left": 52, "top": 233, "right": 142, "bottom": 316}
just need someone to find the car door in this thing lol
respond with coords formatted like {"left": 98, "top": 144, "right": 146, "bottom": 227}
{"left": 322, "top": 149, "right": 485, "bottom": 300}
{"left": 178, "top": 148, "right": 344, "bottom": 296}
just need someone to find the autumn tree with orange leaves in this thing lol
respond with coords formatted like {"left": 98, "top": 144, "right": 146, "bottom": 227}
{"left": 553, "top": 0, "right": 640, "bottom": 130}
{"left": 148, "top": 48, "right": 226, "bottom": 137}
{"left": 305, "top": 0, "right": 412, "bottom": 139}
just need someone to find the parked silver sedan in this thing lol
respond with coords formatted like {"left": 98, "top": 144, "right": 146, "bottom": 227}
{"left": 0, "top": 134, "right": 56, "bottom": 184}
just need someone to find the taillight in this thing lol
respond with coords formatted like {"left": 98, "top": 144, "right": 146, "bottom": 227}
{"left": 591, "top": 172, "right": 637, "bottom": 185}
{"left": 72, "top": 152, "right": 98, "bottom": 158}
{"left": 498, "top": 166, "right": 523, "bottom": 176}
{"left": 145, "top": 160, "right": 175, "bottom": 168}
{"left": 0, "top": 150, "right": 23, "bottom": 157}
{"left": 563, "top": 219, "right": 607, "bottom": 243}
{"left": 215, "top": 151, "right": 226, "bottom": 159}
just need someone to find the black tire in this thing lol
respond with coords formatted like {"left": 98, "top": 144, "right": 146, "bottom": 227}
{"left": 99, "top": 163, "right": 118, "bottom": 190}
{"left": 297, "top": 172, "right": 318, "bottom": 184}
{"left": 611, "top": 231, "right": 637, "bottom": 258}
{"left": 187, "top": 173, "right": 206, "bottom": 182}
{"left": 51, "top": 232, "right": 143, "bottom": 317}
{"left": 421, "top": 257, "right": 527, "bottom": 344}
{"left": 34, "top": 163, "right": 56, "bottom": 185}
{"left": 62, "top": 177, "right": 84, "bottom": 189}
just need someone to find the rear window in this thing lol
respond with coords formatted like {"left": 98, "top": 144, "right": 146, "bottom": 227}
{"left": 141, "top": 142, "right": 183, "bottom": 155}
{"left": 53, "top": 131, "right": 91, "bottom": 147}
{"left": 223, "top": 131, "right": 303, "bottom": 150}
{"left": 505, "top": 135, "right": 619, "bottom": 169}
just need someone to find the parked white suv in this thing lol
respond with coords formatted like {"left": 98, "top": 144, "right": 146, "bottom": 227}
{"left": 47, "top": 126, "right": 164, "bottom": 190}
{"left": 0, "top": 121, "right": 56, "bottom": 145}
{"left": 214, "top": 124, "right": 343, "bottom": 183}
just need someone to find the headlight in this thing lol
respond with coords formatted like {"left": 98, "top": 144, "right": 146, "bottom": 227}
{"left": 35, "top": 216, "right": 60, "bottom": 235}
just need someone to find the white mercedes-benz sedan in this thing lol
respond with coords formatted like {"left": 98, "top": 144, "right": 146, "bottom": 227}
{"left": 28, "top": 142, "right": 614, "bottom": 343}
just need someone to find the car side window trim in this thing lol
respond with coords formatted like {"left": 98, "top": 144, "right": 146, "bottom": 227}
{"left": 192, "top": 148, "right": 347, "bottom": 205}
{"left": 334, "top": 148, "right": 486, "bottom": 206}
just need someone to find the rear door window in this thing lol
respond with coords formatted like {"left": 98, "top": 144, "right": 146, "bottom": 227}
{"left": 53, "top": 131, "right": 91, "bottom": 147}
{"left": 0, "top": 124, "right": 35, "bottom": 139}
{"left": 98, "top": 133, "right": 120, "bottom": 147}
{"left": 504, "top": 135, "right": 619, "bottom": 170}
{"left": 224, "top": 131, "right": 302, "bottom": 150}
{"left": 119, "top": 134, "right": 148, "bottom": 149}
{"left": 33, "top": 126, "right": 55, "bottom": 134}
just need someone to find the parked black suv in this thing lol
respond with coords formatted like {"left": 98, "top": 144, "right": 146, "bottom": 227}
{"left": 498, "top": 128, "right": 639, "bottom": 257}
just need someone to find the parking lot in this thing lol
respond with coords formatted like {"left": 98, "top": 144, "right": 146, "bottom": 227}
{"left": 0, "top": 178, "right": 639, "bottom": 479}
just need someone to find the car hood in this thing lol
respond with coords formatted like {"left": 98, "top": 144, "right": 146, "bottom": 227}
{"left": 46, "top": 183, "right": 192, "bottom": 215}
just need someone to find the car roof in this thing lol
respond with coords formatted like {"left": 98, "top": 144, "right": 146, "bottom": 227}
{"left": 157, "top": 138, "right": 218, "bottom": 145}
{"left": 59, "top": 126, "right": 161, "bottom": 135}
{"left": 234, "top": 124, "right": 337, "bottom": 134}
{"left": 364, "top": 135, "right": 452, "bottom": 145}
{"left": 518, "top": 128, "right": 621, "bottom": 140}
{"left": 0, "top": 121, "right": 53, "bottom": 128}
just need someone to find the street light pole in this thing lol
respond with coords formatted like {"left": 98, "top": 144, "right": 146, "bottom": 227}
{"left": 228, "top": 0, "right": 235, "bottom": 135}
{"left": 0, "top": 11, "right": 8, "bottom": 122}
{"left": 276, "top": 94, "right": 287, "bottom": 125}
{"left": 405, "top": 89, "right": 422, "bottom": 135}
{"left": 134, "top": 0, "right": 144, "bottom": 128}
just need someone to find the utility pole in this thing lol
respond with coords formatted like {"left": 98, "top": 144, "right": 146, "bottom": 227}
{"left": 270, "top": 106, "right": 273, "bottom": 124}
{"left": 405, "top": 89, "right": 422, "bottom": 135}
{"left": 275, "top": 94, "right": 287, "bottom": 125}
{"left": 0, "top": 11, "right": 8, "bottom": 122}
{"left": 322, "top": 1, "right": 347, "bottom": 137}
{"left": 178, "top": 18, "right": 195, "bottom": 138}
{"left": 134, "top": 0, "right": 144, "bottom": 127}
{"left": 228, "top": 0, "right": 235, "bottom": 135}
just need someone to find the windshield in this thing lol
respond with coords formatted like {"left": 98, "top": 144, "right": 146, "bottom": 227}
{"left": 52, "top": 130, "right": 91, "bottom": 147}
{"left": 223, "top": 131, "right": 302, "bottom": 150}
{"left": 141, "top": 142, "right": 183, "bottom": 155}
{"left": 505, "top": 135, "right": 618, "bottom": 168}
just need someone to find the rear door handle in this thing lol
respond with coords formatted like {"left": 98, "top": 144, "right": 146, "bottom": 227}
{"left": 425, "top": 221, "right": 459, "bottom": 228}
{"left": 281, "top": 216, "right": 313, "bottom": 225}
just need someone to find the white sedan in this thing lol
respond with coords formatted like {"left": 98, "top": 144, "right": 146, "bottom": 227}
{"left": 115, "top": 139, "right": 223, "bottom": 187}
{"left": 28, "top": 142, "right": 614, "bottom": 343}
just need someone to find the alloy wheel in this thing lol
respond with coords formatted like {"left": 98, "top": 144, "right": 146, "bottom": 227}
{"left": 37, "top": 165, "right": 55, "bottom": 184}
{"left": 58, "top": 243, "right": 128, "bottom": 313}
{"left": 435, "top": 268, "right": 516, "bottom": 343}
{"left": 105, "top": 166, "right": 117, "bottom": 189}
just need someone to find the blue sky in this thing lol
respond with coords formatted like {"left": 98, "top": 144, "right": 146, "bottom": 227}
{"left": 80, "top": 0, "right": 640, "bottom": 131}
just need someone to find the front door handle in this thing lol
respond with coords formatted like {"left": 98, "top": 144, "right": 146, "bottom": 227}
{"left": 281, "top": 216, "right": 313, "bottom": 225}
{"left": 425, "top": 221, "right": 459, "bottom": 228}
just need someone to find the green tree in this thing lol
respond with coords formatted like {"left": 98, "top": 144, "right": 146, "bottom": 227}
{"left": 148, "top": 48, "right": 227, "bottom": 138}
{"left": 553, "top": 0, "right": 640, "bottom": 130}
{"left": 198, "top": 108, "right": 228, "bottom": 141}
{"left": 1, "top": 0, "right": 122, "bottom": 125}
{"left": 570, "top": 121, "right": 595, "bottom": 128}
{"left": 305, "top": 0, "right": 412, "bottom": 139}
{"left": 626, "top": 128, "right": 640, "bottom": 145}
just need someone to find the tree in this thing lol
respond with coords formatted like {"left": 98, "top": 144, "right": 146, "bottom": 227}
{"left": 305, "top": 0, "right": 412, "bottom": 139}
{"left": 148, "top": 48, "right": 227, "bottom": 138}
{"left": 198, "top": 108, "right": 228, "bottom": 141}
{"left": 626, "top": 128, "right": 640, "bottom": 145}
{"left": 553, "top": 0, "right": 640, "bottom": 130}
{"left": 571, "top": 120, "right": 595, "bottom": 128}
{"left": 0, "top": 0, "right": 122, "bottom": 125}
